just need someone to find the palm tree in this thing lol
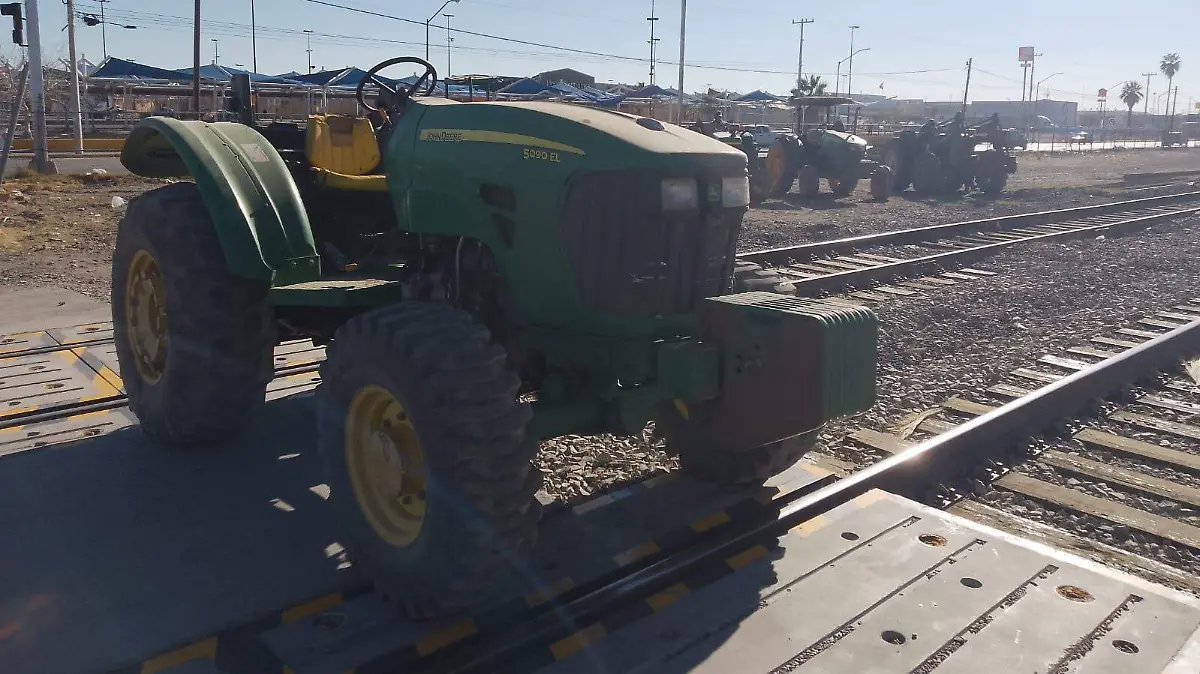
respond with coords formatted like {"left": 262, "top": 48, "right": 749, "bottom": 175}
{"left": 1119, "top": 81, "right": 1143, "bottom": 128}
{"left": 791, "top": 75, "right": 828, "bottom": 126}
{"left": 1159, "top": 53, "right": 1182, "bottom": 118}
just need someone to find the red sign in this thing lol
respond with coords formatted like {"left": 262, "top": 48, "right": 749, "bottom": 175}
{"left": 1098, "top": 88, "right": 1107, "bottom": 99}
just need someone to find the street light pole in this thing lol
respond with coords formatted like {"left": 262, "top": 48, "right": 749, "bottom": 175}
{"left": 98, "top": 0, "right": 108, "bottom": 60}
{"left": 250, "top": 0, "right": 257, "bottom": 72}
{"left": 304, "top": 29, "right": 313, "bottom": 73}
{"left": 676, "top": 0, "right": 686, "bottom": 124}
{"left": 1142, "top": 72, "right": 1154, "bottom": 116}
{"left": 193, "top": 0, "right": 201, "bottom": 116}
{"left": 65, "top": 0, "right": 84, "bottom": 153}
{"left": 846, "top": 25, "right": 859, "bottom": 100}
{"left": 212, "top": 38, "right": 219, "bottom": 65}
{"left": 1033, "top": 71, "right": 1061, "bottom": 126}
{"left": 425, "top": 0, "right": 460, "bottom": 62}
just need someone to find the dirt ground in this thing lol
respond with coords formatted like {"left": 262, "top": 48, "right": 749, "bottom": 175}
{"left": 740, "top": 145, "right": 1200, "bottom": 250}
{"left": 0, "top": 146, "right": 1196, "bottom": 302}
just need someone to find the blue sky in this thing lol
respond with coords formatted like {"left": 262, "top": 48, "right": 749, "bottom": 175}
{"left": 18, "top": 0, "right": 1199, "bottom": 111}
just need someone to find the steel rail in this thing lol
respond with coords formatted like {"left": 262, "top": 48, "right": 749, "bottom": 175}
{"left": 427, "top": 317, "right": 1200, "bottom": 674}
{"left": 738, "top": 190, "right": 1200, "bottom": 265}
{"left": 784, "top": 204, "right": 1200, "bottom": 295}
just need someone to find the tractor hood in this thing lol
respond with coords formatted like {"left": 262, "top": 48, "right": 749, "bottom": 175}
{"left": 823, "top": 130, "right": 869, "bottom": 150}
{"left": 413, "top": 99, "right": 745, "bottom": 163}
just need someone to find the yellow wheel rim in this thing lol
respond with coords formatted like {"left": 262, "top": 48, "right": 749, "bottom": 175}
{"left": 765, "top": 144, "right": 785, "bottom": 186}
{"left": 345, "top": 385, "right": 428, "bottom": 548}
{"left": 124, "top": 249, "right": 168, "bottom": 384}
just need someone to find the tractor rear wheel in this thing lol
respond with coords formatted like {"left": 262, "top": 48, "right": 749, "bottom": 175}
{"left": 974, "top": 150, "right": 1009, "bottom": 194}
{"left": 316, "top": 302, "right": 541, "bottom": 619}
{"left": 111, "top": 182, "right": 274, "bottom": 444}
{"left": 911, "top": 152, "right": 946, "bottom": 197}
{"left": 796, "top": 165, "right": 821, "bottom": 198}
{"left": 766, "top": 140, "right": 796, "bottom": 197}
{"left": 882, "top": 146, "right": 910, "bottom": 191}
{"left": 654, "top": 402, "right": 819, "bottom": 484}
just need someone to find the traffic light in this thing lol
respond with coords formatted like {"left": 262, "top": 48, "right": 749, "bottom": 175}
{"left": 0, "top": 3, "right": 22, "bottom": 46}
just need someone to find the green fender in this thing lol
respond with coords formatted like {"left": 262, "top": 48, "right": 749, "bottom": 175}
{"left": 120, "top": 117, "right": 320, "bottom": 285}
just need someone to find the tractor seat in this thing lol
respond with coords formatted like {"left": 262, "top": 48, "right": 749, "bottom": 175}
{"left": 304, "top": 114, "right": 389, "bottom": 192}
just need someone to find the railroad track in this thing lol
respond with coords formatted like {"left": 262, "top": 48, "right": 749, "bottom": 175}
{"left": 735, "top": 190, "right": 1200, "bottom": 298}
{"left": 91, "top": 300, "right": 1200, "bottom": 673}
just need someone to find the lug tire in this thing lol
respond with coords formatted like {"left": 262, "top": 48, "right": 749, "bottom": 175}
{"left": 796, "top": 165, "right": 821, "bottom": 198}
{"left": 870, "top": 165, "right": 892, "bottom": 201}
{"left": 882, "top": 146, "right": 910, "bottom": 191}
{"left": 911, "top": 152, "right": 946, "bottom": 197}
{"left": 975, "top": 150, "right": 1009, "bottom": 194}
{"left": 111, "top": 182, "right": 274, "bottom": 444}
{"left": 655, "top": 402, "right": 820, "bottom": 484}
{"left": 316, "top": 302, "right": 542, "bottom": 619}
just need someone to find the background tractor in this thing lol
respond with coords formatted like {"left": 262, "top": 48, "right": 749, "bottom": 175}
{"left": 764, "top": 96, "right": 893, "bottom": 201}
{"left": 875, "top": 112, "right": 1018, "bottom": 196}
{"left": 111, "top": 58, "right": 878, "bottom": 619}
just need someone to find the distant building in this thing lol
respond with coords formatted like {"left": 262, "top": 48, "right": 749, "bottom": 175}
{"left": 534, "top": 68, "right": 594, "bottom": 87}
{"left": 969, "top": 99, "right": 1078, "bottom": 128}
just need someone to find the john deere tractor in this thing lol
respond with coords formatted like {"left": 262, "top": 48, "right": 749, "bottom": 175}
{"left": 764, "top": 96, "right": 892, "bottom": 202}
{"left": 111, "top": 57, "right": 877, "bottom": 618}
{"left": 875, "top": 113, "right": 1017, "bottom": 196}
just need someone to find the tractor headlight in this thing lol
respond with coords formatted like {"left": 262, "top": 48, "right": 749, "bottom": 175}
{"left": 721, "top": 176, "right": 750, "bottom": 208}
{"left": 661, "top": 178, "right": 699, "bottom": 212}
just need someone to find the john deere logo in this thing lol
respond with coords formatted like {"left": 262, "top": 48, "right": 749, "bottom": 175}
{"left": 421, "top": 130, "right": 464, "bottom": 142}
{"left": 707, "top": 184, "right": 722, "bottom": 202}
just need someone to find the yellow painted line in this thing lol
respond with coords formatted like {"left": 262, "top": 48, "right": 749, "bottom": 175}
{"left": 646, "top": 582, "right": 690, "bottom": 612}
{"left": 0, "top": 423, "right": 22, "bottom": 434}
{"left": 281, "top": 592, "right": 344, "bottom": 624}
{"left": 549, "top": 623, "right": 606, "bottom": 660}
{"left": 792, "top": 514, "right": 831, "bottom": 537}
{"left": 416, "top": 618, "right": 478, "bottom": 657}
{"left": 139, "top": 637, "right": 218, "bottom": 673}
{"left": 725, "top": 544, "right": 768, "bottom": 571}
{"left": 642, "top": 472, "right": 678, "bottom": 489}
{"left": 613, "top": 540, "right": 660, "bottom": 567}
{"left": 418, "top": 129, "right": 585, "bottom": 155}
{"left": 853, "top": 489, "right": 888, "bottom": 508}
{"left": 525, "top": 577, "right": 575, "bottom": 607}
{"left": 689, "top": 510, "right": 731, "bottom": 533}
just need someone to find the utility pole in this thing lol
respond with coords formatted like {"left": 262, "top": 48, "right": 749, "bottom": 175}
{"left": 25, "top": 0, "right": 53, "bottom": 172}
{"left": 961, "top": 58, "right": 972, "bottom": 116}
{"left": 250, "top": 0, "right": 257, "bottom": 72}
{"left": 65, "top": 0, "right": 83, "bottom": 153}
{"left": 791, "top": 18, "right": 813, "bottom": 94}
{"left": 304, "top": 29, "right": 313, "bottom": 73}
{"left": 646, "top": 0, "right": 659, "bottom": 86}
{"left": 211, "top": 38, "right": 219, "bottom": 65}
{"left": 98, "top": 0, "right": 108, "bottom": 60}
{"left": 846, "top": 25, "right": 859, "bottom": 99}
{"left": 192, "top": 0, "right": 201, "bottom": 117}
{"left": 1142, "top": 72, "right": 1154, "bottom": 116}
{"left": 676, "top": 0, "right": 686, "bottom": 124}
{"left": 444, "top": 13, "right": 453, "bottom": 78}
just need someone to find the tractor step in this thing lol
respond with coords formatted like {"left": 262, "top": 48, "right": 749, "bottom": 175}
{"left": 269, "top": 278, "right": 406, "bottom": 307}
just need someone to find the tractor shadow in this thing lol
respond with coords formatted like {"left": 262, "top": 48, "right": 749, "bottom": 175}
{"left": 758, "top": 192, "right": 858, "bottom": 211}
{"left": 895, "top": 189, "right": 1006, "bottom": 207}
{"left": 0, "top": 395, "right": 350, "bottom": 673}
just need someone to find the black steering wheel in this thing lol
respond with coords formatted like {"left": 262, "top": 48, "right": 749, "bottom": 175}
{"left": 356, "top": 56, "right": 439, "bottom": 114}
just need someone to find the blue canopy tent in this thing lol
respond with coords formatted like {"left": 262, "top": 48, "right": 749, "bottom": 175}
{"left": 90, "top": 57, "right": 195, "bottom": 82}
{"left": 735, "top": 90, "right": 783, "bottom": 103}
{"left": 498, "top": 78, "right": 550, "bottom": 96}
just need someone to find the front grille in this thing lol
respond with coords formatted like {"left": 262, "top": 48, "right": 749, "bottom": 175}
{"left": 562, "top": 170, "right": 742, "bottom": 317}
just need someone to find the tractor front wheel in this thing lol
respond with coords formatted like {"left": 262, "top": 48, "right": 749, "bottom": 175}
{"left": 870, "top": 165, "right": 893, "bottom": 201}
{"left": 111, "top": 182, "right": 274, "bottom": 444}
{"left": 974, "top": 150, "right": 1009, "bottom": 194}
{"left": 655, "top": 402, "right": 819, "bottom": 484}
{"left": 316, "top": 302, "right": 542, "bottom": 619}
{"left": 796, "top": 165, "right": 821, "bottom": 198}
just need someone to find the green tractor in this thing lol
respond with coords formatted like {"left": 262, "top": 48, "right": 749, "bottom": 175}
{"left": 764, "top": 96, "right": 892, "bottom": 201}
{"left": 111, "top": 57, "right": 877, "bottom": 618}
{"left": 875, "top": 113, "right": 1018, "bottom": 196}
